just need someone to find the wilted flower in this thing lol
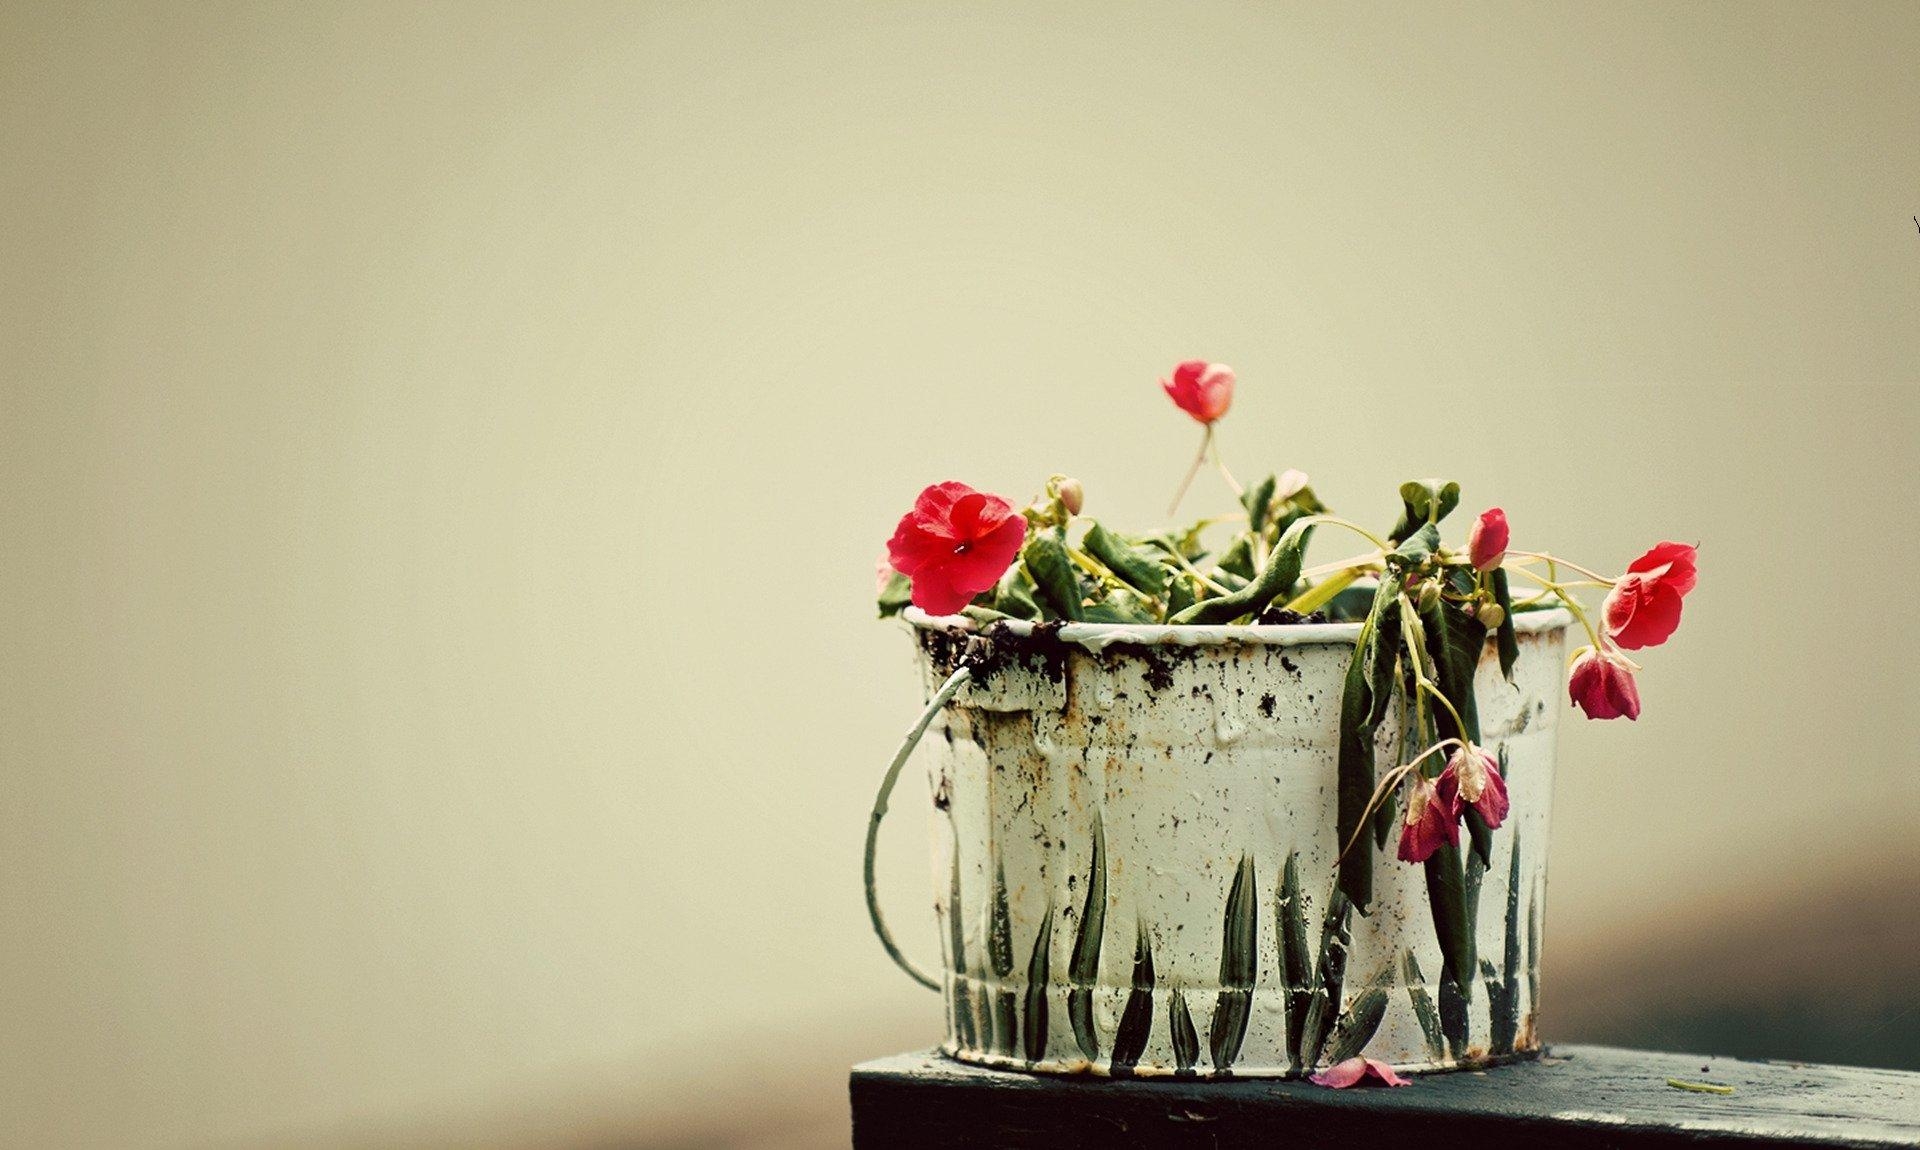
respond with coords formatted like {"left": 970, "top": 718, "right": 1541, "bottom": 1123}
{"left": 1603, "top": 541, "right": 1699, "bottom": 650}
{"left": 1468, "top": 508, "right": 1509, "bottom": 572}
{"left": 885, "top": 482, "right": 1026, "bottom": 616}
{"left": 1439, "top": 746, "right": 1509, "bottom": 829}
{"left": 1568, "top": 645, "right": 1642, "bottom": 720}
{"left": 1160, "top": 360, "right": 1234, "bottom": 424}
{"left": 1396, "top": 776, "right": 1462, "bottom": 864}
{"left": 1310, "top": 1056, "right": 1412, "bottom": 1088}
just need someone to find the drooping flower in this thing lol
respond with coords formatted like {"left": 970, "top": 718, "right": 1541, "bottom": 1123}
{"left": 1160, "top": 360, "right": 1234, "bottom": 424}
{"left": 1438, "top": 746, "right": 1509, "bottom": 829}
{"left": 1568, "top": 646, "right": 1642, "bottom": 720}
{"left": 1603, "top": 541, "right": 1699, "bottom": 650}
{"left": 885, "top": 482, "right": 1027, "bottom": 616}
{"left": 1310, "top": 1056, "right": 1413, "bottom": 1088}
{"left": 1396, "top": 776, "right": 1461, "bottom": 864}
{"left": 1468, "top": 508, "right": 1509, "bottom": 572}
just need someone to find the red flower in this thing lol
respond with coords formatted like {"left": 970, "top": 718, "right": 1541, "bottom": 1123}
{"left": 1396, "top": 776, "right": 1461, "bottom": 864}
{"left": 885, "top": 482, "right": 1026, "bottom": 616}
{"left": 1160, "top": 360, "right": 1234, "bottom": 424}
{"left": 1568, "top": 646, "right": 1642, "bottom": 721}
{"left": 1468, "top": 508, "right": 1509, "bottom": 572}
{"left": 1438, "top": 746, "right": 1508, "bottom": 829}
{"left": 1603, "top": 541, "right": 1699, "bottom": 650}
{"left": 1311, "top": 1056, "right": 1412, "bottom": 1088}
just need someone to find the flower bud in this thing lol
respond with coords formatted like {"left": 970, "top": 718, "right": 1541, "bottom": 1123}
{"left": 1468, "top": 508, "right": 1509, "bottom": 572}
{"left": 1055, "top": 476, "right": 1084, "bottom": 516}
{"left": 1416, "top": 581, "right": 1441, "bottom": 613}
{"left": 1476, "top": 602, "right": 1505, "bottom": 629}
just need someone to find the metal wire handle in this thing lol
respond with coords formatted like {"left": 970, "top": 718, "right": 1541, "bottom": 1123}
{"left": 862, "top": 664, "right": 973, "bottom": 992}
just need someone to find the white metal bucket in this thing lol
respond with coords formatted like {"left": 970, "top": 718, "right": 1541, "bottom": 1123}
{"left": 874, "top": 605, "right": 1572, "bottom": 1078}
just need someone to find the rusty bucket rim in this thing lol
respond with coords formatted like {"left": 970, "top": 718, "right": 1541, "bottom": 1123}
{"left": 902, "top": 605, "right": 1575, "bottom": 651}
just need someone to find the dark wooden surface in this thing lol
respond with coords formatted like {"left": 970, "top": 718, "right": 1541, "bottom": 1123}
{"left": 849, "top": 1045, "right": 1920, "bottom": 1149}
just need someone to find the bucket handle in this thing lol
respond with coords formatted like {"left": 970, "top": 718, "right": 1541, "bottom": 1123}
{"left": 863, "top": 664, "right": 974, "bottom": 992}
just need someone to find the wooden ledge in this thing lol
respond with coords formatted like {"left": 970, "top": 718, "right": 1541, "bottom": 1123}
{"left": 850, "top": 1045, "right": 1920, "bottom": 1149}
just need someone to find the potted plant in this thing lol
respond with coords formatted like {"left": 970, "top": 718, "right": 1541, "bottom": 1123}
{"left": 864, "top": 362, "right": 1698, "bottom": 1084}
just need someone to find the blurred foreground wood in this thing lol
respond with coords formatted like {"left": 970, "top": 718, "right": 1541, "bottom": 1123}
{"left": 850, "top": 1045, "right": 1920, "bottom": 1149}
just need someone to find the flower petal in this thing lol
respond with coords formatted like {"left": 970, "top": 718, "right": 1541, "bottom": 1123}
{"left": 1362, "top": 1057, "right": 1413, "bottom": 1087}
{"left": 1309, "top": 1057, "right": 1371, "bottom": 1088}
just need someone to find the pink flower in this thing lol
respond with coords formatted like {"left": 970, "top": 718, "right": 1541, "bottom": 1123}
{"left": 1311, "top": 1056, "right": 1413, "bottom": 1088}
{"left": 875, "top": 552, "right": 896, "bottom": 595}
{"left": 1160, "top": 360, "right": 1234, "bottom": 424}
{"left": 1438, "top": 746, "right": 1509, "bottom": 830}
{"left": 1396, "top": 776, "right": 1461, "bottom": 864}
{"left": 1468, "top": 508, "right": 1509, "bottom": 572}
{"left": 885, "top": 482, "right": 1027, "bottom": 617}
{"left": 1603, "top": 541, "right": 1699, "bottom": 650}
{"left": 1568, "top": 646, "right": 1642, "bottom": 720}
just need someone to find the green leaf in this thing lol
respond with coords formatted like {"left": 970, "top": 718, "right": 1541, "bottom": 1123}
{"left": 1021, "top": 529, "right": 1084, "bottom": 622}
{"left": 1300, "top": 891, "right": 1353, "bottom": 1068}
{"left": 1068, "top": 812, "right": 1107, "bottom": 1061}
{"left": 1336, "top": 575, "right": 1403, "bottom": 911}
{"left": 1389, "top": 479, "right": 1462, "bottom": 543}
{"left": 1403, "top": 950, "right": 1447, "bottom": 1063}
{"left": 1240, "top": 473, "right": 1278, "bottom": 532}
{"left": 1326, "top": 987, "right": 1389, "bottom": 1063}
{"left": 989, "top": 564, "right": 1042, "bottom": 621}
{"left": 1079, "top": 585, "right": 1159, "bottom": 625}
{"left": 877, "top": 569, "right": 912, "bottom": 618}
{"left": 1166, "top": 572, "right": 1198, "bottom": 618}
{"left": 1390, "top": 521, "right": 1442, "bottom": 567}
{"left": 1170, "top": 517, "right": 1316, "bottom": 625}
{"left": 1110, "top": 922, "right": 1155, "bottom": 1075}
{"left": 1169, "top": 989, "right": 1200, "bottom": 1075}
{"left": 1277, "top": 853, "right": 1312, "bottom": 1070}
{"left": 1022, "top": 907, "right": 1053, "bottom": 1064}
{"left": 1216, "top": 533, "right": 1258, "bottom": 580}
{"left": 1082, "top": 522, "right": 1171, "bottom": 598}
{"left": 1491, "top": 567, "right": 1520, "bottom": 681}
{"left": 1420, "top": 596, "right": 1489, "bottom": 865}
{"left": 1423, "top": 838, "right": 1476, "bottom": 1014}
{"left": 1438, "top": 969, "right": 1468, "bottom": 1060}
{"left": 1208, "top": 854, "right": 1258, "bottom": 1072}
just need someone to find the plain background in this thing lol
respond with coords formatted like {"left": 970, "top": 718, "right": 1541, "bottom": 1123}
{"left": 4, "top": 3, "right": 1918, "bottom": 1147}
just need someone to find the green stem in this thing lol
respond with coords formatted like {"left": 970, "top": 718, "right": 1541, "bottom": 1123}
{"left": 1318, "top": 516, "right": 1392, "bottom": 552}
{"left": 1168, "top": 426, "right": 1213, "bottom": 517}
{"left": 1283, "top": 567, "right": 1361, "bottom": 616}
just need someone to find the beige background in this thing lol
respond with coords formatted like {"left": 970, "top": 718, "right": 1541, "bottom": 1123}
{"left": 4, "top": 3, "right": 1918, "bottom": 1148}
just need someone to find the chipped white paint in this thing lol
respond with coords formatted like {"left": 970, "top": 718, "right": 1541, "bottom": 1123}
{"left": 902, "top": 606, "right": 1573, "bottom": 1078}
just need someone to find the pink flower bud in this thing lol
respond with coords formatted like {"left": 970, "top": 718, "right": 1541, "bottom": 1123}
{"left": 1468, "top": 508, "right": 1509, "bottom": 572}
{"left": 1055, "top": 477, "right": 1084, "bottom": 516}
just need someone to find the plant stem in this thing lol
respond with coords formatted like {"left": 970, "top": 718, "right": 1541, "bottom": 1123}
{"left": 1316, "top": 516, "right": 1392, "bottom": 552}
{"left": 1282, "top": 567, "right": 1361, "bottom": 616}
{"left": 1167, "top": 427, "right": 1213, "bottom": 517}
{"left": 1209, "top": 429, "right": 1244, "bottom": 496}
{"left": 1506, "top": 550, "right": 1614, "bottom": 585}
